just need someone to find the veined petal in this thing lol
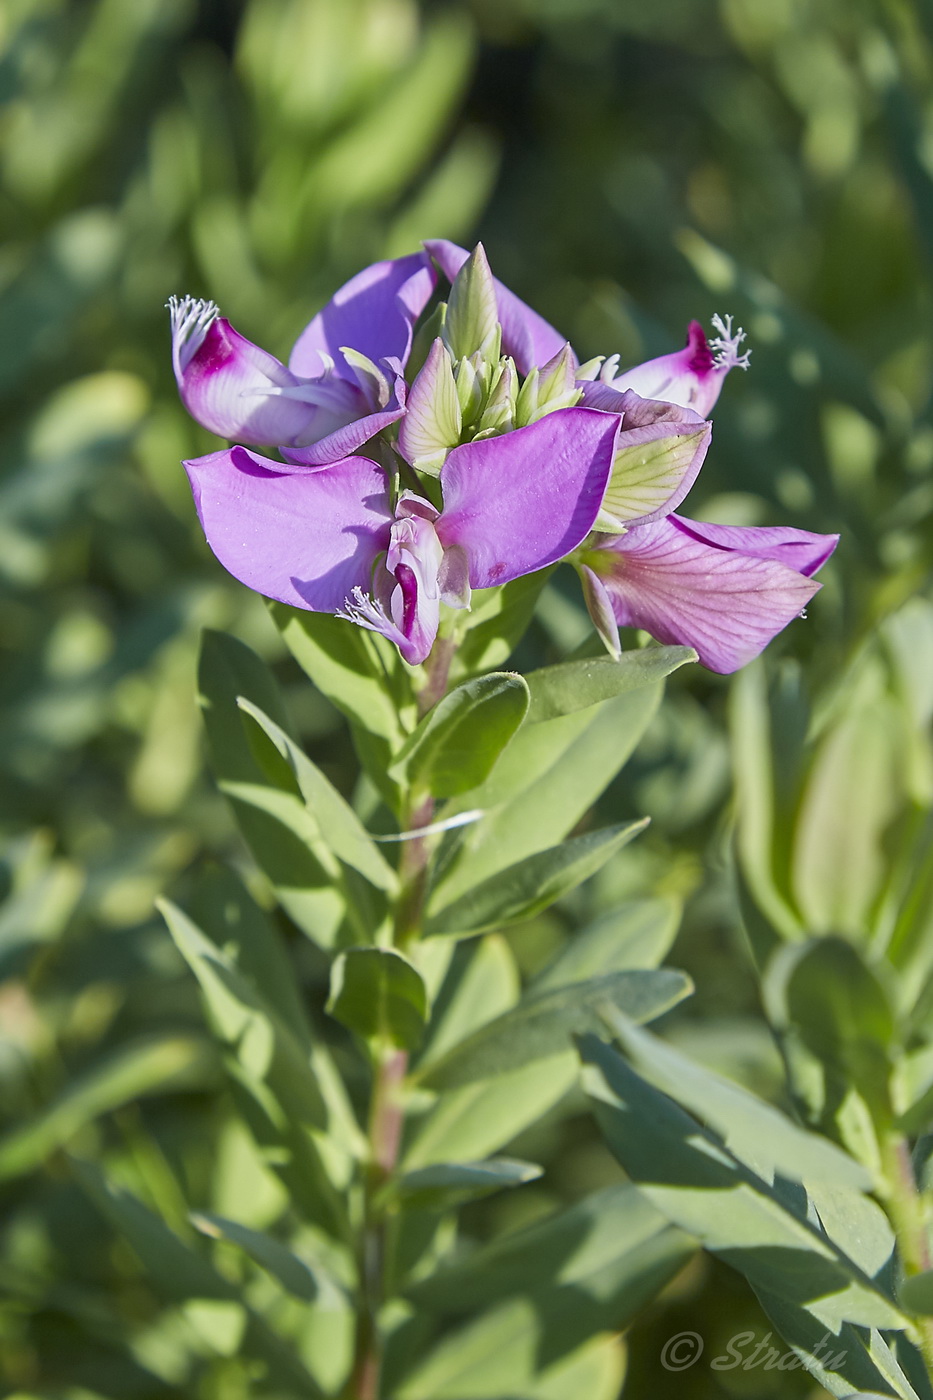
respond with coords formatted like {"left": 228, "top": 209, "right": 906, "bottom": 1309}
{"left": 437, "top": 407, "right": 619, "bottom": 588}
{"left": 425, "top": 239, "right": 567, "bottom": 376}
{"left": 608, "top": 317, "right": 750, "bottom": 418}
{"left": 588, "top": 516, "right": 821, "bottom": 674}
{"left": 169, "top": 298, "right": 317, "bottom": 445}
{"left": 289, "top": 252, "right": 437, "bottom": 379}
{"left": 184, "top": 447, "right": 392, "bottom": 611}
{"left": 670, "top": 515, "right": 839, "bottom": 577}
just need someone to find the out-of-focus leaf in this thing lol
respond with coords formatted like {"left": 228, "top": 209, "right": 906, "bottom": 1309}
{"left": 389, "top": 1157, "right": 542, "bottom": 1210}
{"left": 525, "top": 647, "right": 695, "bottom": 723}
{"left": 419, "top": 969, "right": 692, "bottom": 1089}
{"left": 190, "top": 1210, "right": 321, "bottom": 1302}
{"left": 425, "top": 820, "right": 649, "bottom": 937}
{"left": 451, "top": 571, "right": 552, "bottom": 679}
{"left": 0, "top": 1036, "right": 210, "bottom": 1182}
{"left": 327, "top": 947, "right": 427, "bottom": 1050}
{"left": 417, "top": 933, "right": 520, "bottom": 1066}
{"left": 402, "top": 1056, "right": 578, "bottom": 1170}
{"left": 532, "top": 897, "right": 681, "bottom": 989}
{"left": 391, "top": 672, "right": 529, "bottom": 798}
{"left": 900, "top": 1270, "right": 933, "bottom": 1316}
{"left": 406, "top": 1183, "right": 695, "bottom": 1361}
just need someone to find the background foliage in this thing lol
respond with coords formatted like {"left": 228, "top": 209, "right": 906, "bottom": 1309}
{"left": 3, "top": 0, "right": 933, "bottom": 1396}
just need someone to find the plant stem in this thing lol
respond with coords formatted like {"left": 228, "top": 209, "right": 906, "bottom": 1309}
{"left": 347, "top": 635, "right": 459, "bottom": 1397}
{"left": 882, "top": 1131, "right": 933, "bottom": 1373}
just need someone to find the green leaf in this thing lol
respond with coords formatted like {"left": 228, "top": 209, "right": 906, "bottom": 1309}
{"left": 198, "top": 629, "right": 346, "bottom": 946}
{"left": 395, "top": 1298, "right": 625, "bottom": 1400}
{"left": 425, "top": 820, "right": 649, "bottom": 938}
{"left": 327, "top": 947, "right": 427, "bottom": 1050}
{"left": 766, "top": 937, "right": 894, "bottom": 1124}
{"left": 419, "top": 933, "right": 520, "bottom": 1065}
{"left": 532, "top": 896, "right": 681, "bottom": 990}
{"left": 237, "top": 696, "right": 396, "bottom": 893}
{"left": 403, "top": 1056, "right": 578, "bottom": 1170}
{"left": 419, "top": 969, "right": 691, "bottom": 1089}
{"left": 900, "top": 1271, "right": 933, "bottom": 1316}
{"left": 0, "top": 1036, "right": 209, "bottom": 1182}
{"left": 391, "top": 672, "right": 529, "bottom": 798}
{"left": 406, "top": 1183, "right": 695, "bottom": 1361}
{"left": 270, "top": 604, "right": 412, "bottom": 808}
{"left": 451, "top": 570, "right": 552, "bottom": 679}
{"left": 389, "top": 1157, "right": 542, "bottom": 1210}
{"left": 581, "top": 1034, "right": 909, "bottom": 1340}
{"left": 429, "top": 683, "right": 662, "bottom": 909}
{"left": 190, "top": 1211, "right": 321, "bottom": 1302}
{"left": 524, "top": 647, "right": 695, "bottom": 723}
{"left": 600, "top": 1007, "right": 873, "bottom": 1190}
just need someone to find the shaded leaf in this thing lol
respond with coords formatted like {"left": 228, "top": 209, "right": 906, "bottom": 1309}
{"left": 327, "top": 947, "right": 427, "bottom": 1050}
{"left": 391, "top": 672, "right": 529, "bottom": 798}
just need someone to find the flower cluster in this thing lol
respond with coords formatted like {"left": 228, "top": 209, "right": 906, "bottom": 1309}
{"left": 170, "top": 242, "right": 837, "bottom": 673}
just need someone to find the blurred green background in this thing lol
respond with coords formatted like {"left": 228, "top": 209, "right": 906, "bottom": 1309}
{"left": 2, "top": 0, "right": 933, "bottom": 1394}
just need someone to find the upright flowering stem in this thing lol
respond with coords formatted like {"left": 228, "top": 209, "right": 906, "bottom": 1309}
{"left": 347, "top": 637, "right": 458, "bottom": 1399}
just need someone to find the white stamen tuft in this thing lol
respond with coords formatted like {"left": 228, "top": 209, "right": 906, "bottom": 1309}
{"left": 167, "top": 294, "right": 219, "bottom": 376}
{"left": 710, "top": 313, "right": 751, "bottom": 372}
{"left": 337, "top": 586, "right": 391, "bottom": 632}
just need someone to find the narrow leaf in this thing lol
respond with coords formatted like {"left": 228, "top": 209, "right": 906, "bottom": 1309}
{"left": 327, "top": 947, "right": 427, "bottom": 1050}
{"left": 391, "top": 672, "right": 529, "bottom": 798}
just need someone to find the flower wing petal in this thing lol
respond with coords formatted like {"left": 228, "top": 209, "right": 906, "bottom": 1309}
{"left": 425, "top": 239, "right": 567, "bottom": 376}
{"left": 593, "top": 515, "right": 822, "bottom": 673}
{"left": 289, "top": 252, "right": 437, "bottom": 378}
{"left": 670, "top": 515, "right": 839, "bottom": 577}
{"left": 185, "top": 448, "right": 392, "bottom": 611}
{"left": 437, "top": 407, "right": 619, "bottom": 588}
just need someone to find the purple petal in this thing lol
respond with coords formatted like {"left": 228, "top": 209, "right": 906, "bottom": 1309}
{"left": 282, "top": 370, "right": 407, "bottom": 468}
{"left": 425, "top": 239, "right": 567, "bottom": 376}
{"left": 609, "top": 320, "right": 747, "bottom": 418}
{"left": 184, "top": 448, "right": 392, "bottom": 611}
{"left": 670, "top": 515, "right": 839, "bottom": 578}
{"left": 170, "top": 302, "right": 317, "bottom": 445}
{"left": 590, "top": 515, "right": 823, "bottom": 673}
{"left": 437, "top": 407, "right": 619, "bottom": 588}
{"left": 289, "top": 252, "right": 437, "bottom": 379}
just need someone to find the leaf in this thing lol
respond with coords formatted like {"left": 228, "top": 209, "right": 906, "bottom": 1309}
{"left": 525, "top": 647, "right": 695, "bottom": 723}
{"left": 237, "top": 697, "right": 396, "bottom": 893}
{"left": 900, "top": 1271, "right": 933, "bottom": 1316}
{"left": 389, "top": 1157, "right": 542, "bottom": 1210}
{"left": 417, "top": 933, "right": 520, "bottom": 1066}
{"left": 198, "top": 629, "right": 346, "bottom": 946}
{"left": 452, "top": 571, "right": 552, "bottom": 679}
{"left": 190, "top": 1211, "right": 320, "bottom": 1302}
{"left": 0, "top": 1036, "right": 210, "bottom": 1182}
{"left": 532, "top": 896, "right": 681, "bottom": 990}
{"left": 391, "top": 672, "right": 529, "bottom": 798}
{"left": 327, "top": 947, "right": 427, "bottom": 1050}
{"left": 270, "top": 604, "right": 412, "bottom": 808}
{"left": 429, "top": 684, "right": 662, "bottom": 908}
{"left": 394, "top": 1297, "right": 626, "bottom": 1400}
{"left": 418, "top": 969, "right": 692, "bottom": 1089}
{"left": 402, "top": 1056, "right": 578, "bottom": 1170}
{"left": 581, "top": 1034, "right": 910, "bottom": 1341}
{"left": 425, "top": 820, "right": 649, "bottom": 938}
{"left": 601, "top": 1007, "right": 873, "bottom": 1190}
{"left": 406, "top": 1183, "right": 695, "bottom": 1364}
{"left": 766, "top": 937, "right": 894, "bottom": 1124}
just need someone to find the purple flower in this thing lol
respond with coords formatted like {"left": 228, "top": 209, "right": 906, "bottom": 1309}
{"left": 578, "top": 516, "right": 837, "bottom": 674}
{"left": 184, "top": 408, "right": 619, "bottom": 665}
{"left": 173, "top": 240, "right": 837, "bottom": 673}
{"left": 169, "top": 252, "right": 435, "bottom": 465}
